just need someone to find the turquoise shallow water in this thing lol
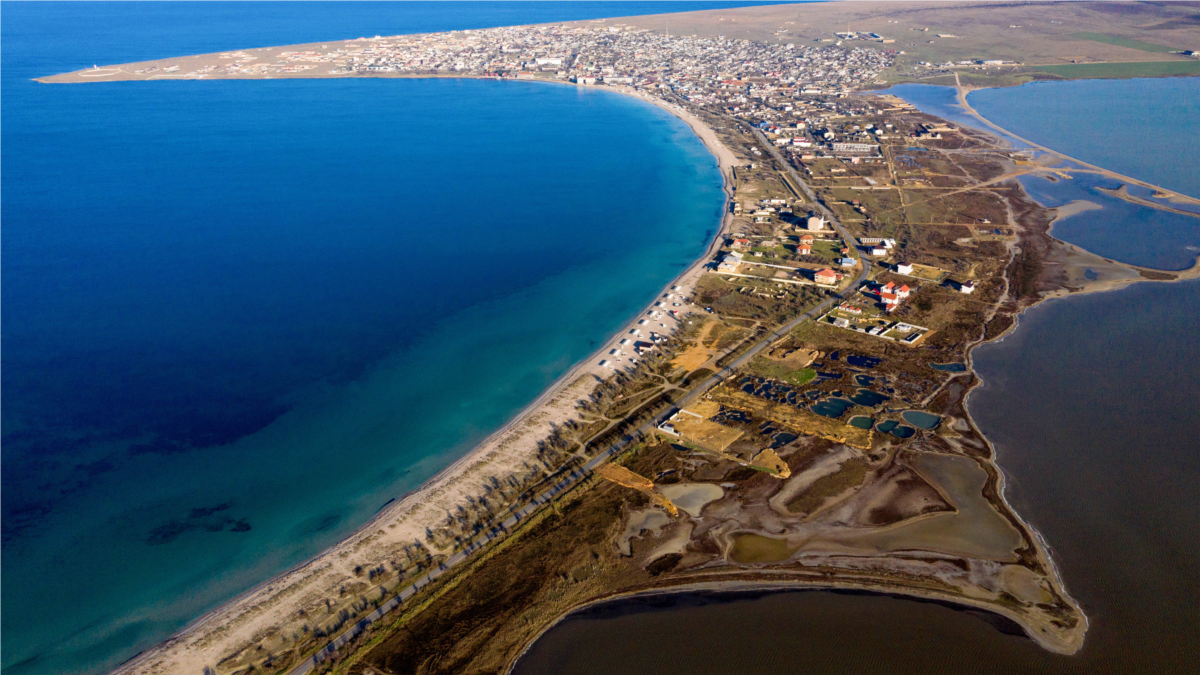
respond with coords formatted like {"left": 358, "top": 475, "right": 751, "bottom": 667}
{"left": 4, "top": 77, "right": 722, "bottom": 674}
{"left": 0, "top": 2, "right": 791, "bottom": 673}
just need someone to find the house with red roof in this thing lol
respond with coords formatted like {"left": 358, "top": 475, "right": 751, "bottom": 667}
{"left": 814, "top": 268, "right": 841, "bottom": 285}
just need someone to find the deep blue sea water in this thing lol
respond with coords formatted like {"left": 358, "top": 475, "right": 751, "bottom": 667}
{"left": 880, "top": 80, "right": 1200, "bottom": 269}
{"left": 0, "top": 3, "right": 795, "bottom": 673}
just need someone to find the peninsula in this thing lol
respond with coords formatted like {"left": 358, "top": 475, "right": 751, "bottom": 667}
{"left": 39, "top": 3, "right": 1200, "bottom": 675}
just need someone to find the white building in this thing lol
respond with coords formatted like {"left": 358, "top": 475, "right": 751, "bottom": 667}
{"left": 716, "top": 251, "right": 743, "bottom": 273}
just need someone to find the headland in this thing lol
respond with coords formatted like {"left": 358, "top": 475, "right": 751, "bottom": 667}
{"left": 34, "top": 3, "right": 1200, "bottom": 675}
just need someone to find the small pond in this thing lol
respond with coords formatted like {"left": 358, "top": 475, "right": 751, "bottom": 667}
{"left": 855, "top": 374, "right": 875, "bottom": 387}
{"left": 930, "top": 362, "right": 967, "bottom": 372}
{"left": 890, "top": 425, "right": 916, "bottom": 439}
{"left": 876, "top": 420, "right": 899, "bottom": 433}
{"left": 847, "top": 354, "right": 882, "bottom": 369}
{"left": 849, "top": 389, "right": 889, "bottom": 407}
{"left": 902, "top": 410, "right": 942, "bottom": 430}
{"left": 772, "top": 432, "right": 798, "bottom": 448}
{"left": 849, "top": 416, "right": 874, "bottom": 430}
{"left": 810, "top": 398, "right": 854, "bottom": 418}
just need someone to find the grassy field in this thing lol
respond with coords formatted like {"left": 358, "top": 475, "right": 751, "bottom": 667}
{"left": 1031, "top": 60, "right": 1200, "bottom": 79}
{"left": 785, "top": 457, "right": 872, "bottom": 516}
{"left": 1070, "top": 32, "right": 1179, "bottom": 53}
{"left": 747, "top": 357, "right": 816, "bottom": 386}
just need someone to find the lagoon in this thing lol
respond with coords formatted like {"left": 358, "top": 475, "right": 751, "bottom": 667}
{"left": 517, "top": 79, "right": 1200, "bottom": 675}
{"left": 880, "top": 79, "right": 1200, "bottom": 270}
{"left": 969, "top": 78, "right": 1200, "bottom": 199}
{"left": 515, "top": 277, "right": 1200, "bottom": 675}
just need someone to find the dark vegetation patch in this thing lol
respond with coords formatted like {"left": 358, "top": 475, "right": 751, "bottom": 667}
{"left": 646, "top": 553, "right": 683, "bottom": 576}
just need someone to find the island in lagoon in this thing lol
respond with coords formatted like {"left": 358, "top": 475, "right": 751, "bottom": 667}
{"left": 33, "top": 2, "right": 1200, "bottom": 674}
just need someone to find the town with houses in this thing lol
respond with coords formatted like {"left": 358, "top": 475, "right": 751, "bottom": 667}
{"left": 49, "top": 14, "right": 1087, "bottom": 675}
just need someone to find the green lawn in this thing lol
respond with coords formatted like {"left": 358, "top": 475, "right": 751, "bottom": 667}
{"left": 1070, "top": 32, "right": 1178, "bottom": 53}
{"left": 747, "top": 359, "right": 816, "bottom": 386}
{"left": 1031, "top": 61, "right": 1200, "bottom": 79}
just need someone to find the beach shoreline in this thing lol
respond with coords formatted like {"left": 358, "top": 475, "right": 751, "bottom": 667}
{"left": 98, "top": 67, "right": 1200, "bottom": 674}
{"left": 106, "top": 73, "right": 1200, "bottom": 675}
{"left": 108, "top": 77, "right": 740, "bottom": 675}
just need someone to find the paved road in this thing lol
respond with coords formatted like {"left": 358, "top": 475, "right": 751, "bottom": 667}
{"left": 285, "top": 118, "right": 869, "bottom": 675}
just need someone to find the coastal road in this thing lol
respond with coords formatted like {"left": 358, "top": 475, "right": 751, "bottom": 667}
{"left": 285, "top": 112, "right": 870, "bottom": 675}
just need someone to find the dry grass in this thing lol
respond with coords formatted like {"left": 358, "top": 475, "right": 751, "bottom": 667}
{"left": 672, "top": 415, "right": 745, "bottom": 452}
{"left": 671, "top": 319, "right": 718, "bottom": 371}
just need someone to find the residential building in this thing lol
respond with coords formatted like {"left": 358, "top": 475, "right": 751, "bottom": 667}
{"left": 814, "top": 268, "right": 840, "bottom": 285}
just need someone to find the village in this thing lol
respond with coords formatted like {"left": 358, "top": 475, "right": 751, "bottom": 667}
{"left": 335, "top": 92, "right": 1085, "bottom": 673}
{"left": 109, "top": 19, "right": 893, "bottom": 97}
{"left": 66, "top": 18, "right": 1072, "bottom": 675}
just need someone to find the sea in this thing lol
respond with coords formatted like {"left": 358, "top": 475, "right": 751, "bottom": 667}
{"left": 514, "top": 79, "right": 1200, "bottom": 673}
{"left": 0, "top": 3, "right": 798, "bottom": 674}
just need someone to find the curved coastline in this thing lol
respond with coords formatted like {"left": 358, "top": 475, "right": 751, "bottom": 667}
{"left": 508, "top": 570, "right": 1084, "bottom": 675}
{"left": 106, "top": 76, "right": 738, "bottom": 675}
{"left": 69, "top": 71, "right": 1197, "bottom": 675}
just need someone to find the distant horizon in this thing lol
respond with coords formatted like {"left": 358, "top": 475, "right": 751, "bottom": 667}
{"left": 5, "top": 2, "right": 1200, "bottom": 675}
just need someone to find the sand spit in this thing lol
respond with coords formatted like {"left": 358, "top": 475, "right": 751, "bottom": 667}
{"left": 510, "top": 571, "right": 1086, "bottom": 675}
{"left": 50, "top": 23, "right": 1198, "bottom": 675}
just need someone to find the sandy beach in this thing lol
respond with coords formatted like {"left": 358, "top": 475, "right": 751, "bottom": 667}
{"left": 103, "top": 72, "right": 1200, "bottom": 675}
{"left": 110, "top": 80, "right": 741, "bottom": 675}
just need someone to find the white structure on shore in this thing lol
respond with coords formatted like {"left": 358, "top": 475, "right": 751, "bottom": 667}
{"left": 806, "top": 214, "right": 826, "bottom": 231}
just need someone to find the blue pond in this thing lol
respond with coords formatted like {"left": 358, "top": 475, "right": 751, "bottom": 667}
{"left": 930, "top": 363, "right": 967, "bottom": 373}
{"left": 811, "top": 398, "right": 854, "bottom": 418}
{"left": 846, "top": 355, "right": 882, "bottom": 369}
{"left": 902, "top": 411, "right": 941, "bottom": 430}
{"left": 876, "top": 420, "right": 899, "bottom": 433}
{"left": 849, "top": 416, "right": 874, "bottom": 430}
{"left": 890, "top": 426, "right": 917, "bottom": 439}
{"left": 849, "top": 389, "right": 890, "bottom": 408}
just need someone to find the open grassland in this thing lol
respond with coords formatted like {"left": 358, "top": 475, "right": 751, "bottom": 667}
{"left": 1070, "top": 32, "right": 1181, "bottom": 53}
{"left": 1031, "top": 60, "right": 1200, "bottom": 79}
{"left": 608, "top": 1, "right": 1200, "bottom": 73}
{"left": 747, "top": 357, "right": 817, "bottom": 386}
